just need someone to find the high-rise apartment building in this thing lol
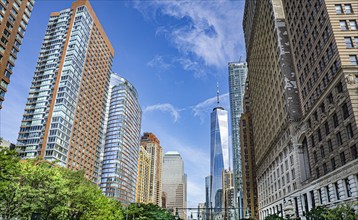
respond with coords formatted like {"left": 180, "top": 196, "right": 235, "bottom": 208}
{"left": 17, "top": 0, "right": 114, "bottom": 183}
{"left": 0, "top": 0, "right": 34, "bottom": 108}
{"left": 136, "top": 146, "right": 151, "bottom": 204}
{"left": 244, "top": 0, "right": 358, "bottom": 219}
{"left": 228, "top": 61, "right": 248, "bottom": 219}
{"left": 162, "top": 151, "right": 187, "bottom": 219}
{"left": 205, "top": 175, "right": 211, "bottom": 220}
{"left": 210, "top": 88, "right": 229, "bottom": 218}
{"left": 100, "top": 74, "right": 142, "bottom": 205}
{"left": 140, "top": 132, "right": 163, "bottom": 206}
{"left": 240, "top": 84, "right": 258, "bottom": 220}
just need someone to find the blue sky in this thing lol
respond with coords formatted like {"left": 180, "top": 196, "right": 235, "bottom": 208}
{"left": 0, "top": 0, "right": 246, "bottom": 209}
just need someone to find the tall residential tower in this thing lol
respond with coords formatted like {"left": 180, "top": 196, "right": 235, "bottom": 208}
{"left": 17, "top": 0, "right": 114, "bottom": 183}
{"left": 100, "top": 74, "right": 142, "bottom": 205}
{"left": 0, "top": 0, "right": 34, "bottom": 108}
{"left": 228, "top": 61, "right": 248, "bottom": 219}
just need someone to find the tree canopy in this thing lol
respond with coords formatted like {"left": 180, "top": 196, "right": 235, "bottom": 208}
{"left": 0, "top": 147, "right": 176, "bottom": 220}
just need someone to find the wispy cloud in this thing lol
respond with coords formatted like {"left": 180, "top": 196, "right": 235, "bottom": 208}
{"left": 192, "top": 93, "right": 230, "bottom": 123}
{"left": 133, "top": 0, "right": 245, "bottom": 77}
{"left": 144, "top": 103, "right": 181, "bottom": 123}
{"left": 147, "top": 55, "right": 172, "bottom": 71}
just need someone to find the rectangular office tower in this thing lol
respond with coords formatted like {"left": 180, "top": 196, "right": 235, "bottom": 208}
{"left": 17, "top": 0, "right": 114, "bottom": 183}
{"left": 0, "top": 0, "right": 34, "bottom": 108}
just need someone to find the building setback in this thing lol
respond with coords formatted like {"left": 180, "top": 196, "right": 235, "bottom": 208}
{"left": 100, "top": 74, "right": 142, "bottom": 205}
{"left": 0, "top": 0, "right": 34, "bottom": 108}
{"left": 140, "top": 132, "right": 163, "bottom": 206}
{"left": 228, "top": 61, "right": 248, "bottom": 219}
{"left": 162, "top": 151, "right": 187, "bottom": 219}
{"left": 17, "top": 0, "right": 114, "bottom": 184}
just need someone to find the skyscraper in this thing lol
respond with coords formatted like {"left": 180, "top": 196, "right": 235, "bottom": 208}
{"left": 100, "top": 74, "right": 142, "bottom": 205}
{"left": 162, "top": 151, "right": 187, "bottom": 219}
{"left": 240, "top": 83, "right": 258, "bottom": 220}
{"left": 140, "top": 132, "right": 163, "bottom": 206}
{"left": 210, "top": 85, "right": 229, "bottom": 217}
{"left": 136, "top": 146, "right": 151, "bottom": 204}
{"left": 228, "top": 61, "right": 248, "bottom": 219}
{"left": 17, "top": 0, "right": 114, "bottom": 183}
{"left": 244, "top": 0, "right": 358, "bottom": 219}
{"left": 0, "top": 0, "right": 34, "bottom": 108}
{"left": 205, "top": 175, "right": 211, "bottom": 220}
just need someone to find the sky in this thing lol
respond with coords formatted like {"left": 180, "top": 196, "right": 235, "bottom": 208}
{"left": 0, "top": 0, "right": 246, "bottom": 211}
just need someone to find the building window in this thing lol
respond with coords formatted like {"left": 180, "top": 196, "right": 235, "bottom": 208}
{"left": 331, "top": 157, "right": 336, "bottom": 170}
{"left": 314, "top": 151, "right": 318, "bottom": 163}
{"left": 334, "top": 182, "right": 340, "bottom": 200}
{"left": 328, "top": 93, "right": 333, "bottom": 104}
{"left": 326, "top": 185, "right": 331, "bottom": 202}
{"left": 291, "top": 168, "right": 295, "bottom": 179}
{"left": 349, "top": 55, "right": 358, "bottom": 65}
{"left": 311, "top": 136, "right": 315, "bottom": 148}
{"left": 344, "top": 4, "right": 353, "bottom": 14}
{"left": 342, "top": 103, "right": 349, "bottom": 119}
{"left": 351, "top": 145, "right": 357, "bottom": 159}
{"left": 350, "top": 20, "right": 357, "bottom": 30}
{"left": 328, "top": 139, "right": 333, "bottom": 153}
{"left": 340, "top": 152, "right": 346, "bottom": 165}
{"left": 318, "top": 129, "right": 322, "bottom": 142}
{"left": 336, "top": 81, "right": 343, "bottom": 93}
{"left": 325, "top": 122, "right": 330, "bottom": 135}
{"left": 345, "top": 178, "right": 352, "bottom": 198}
{"left": 340, "top": 20, "right": 348, "bottom": 30}
{"left": 354, "top": 37, "right": 358, "bottom": 48}
{"left": 323, "top": 163, "right": 328, "bottom": 174}
{"left": 336, "top": 132, "right": 343, "bottom": 146}
{"left": 333, "top": 113, "right": 339, "bottom": 127}
{"left": 316, "top": 167, "right": 320, "bottom": 178}
{"left": 318, "top": 188, "right": 323, "bottom": 204}
{"left": 320, "top": 146, "right": 325, "bottom": 158}
{"left": 346, "top": 123, "right": 354, "bottom": 139}
{"left": 335, "top": 4, "right": 343, "bottom": 14}
{"left": 345, "top": 37, "right": 353, "bottom": 48}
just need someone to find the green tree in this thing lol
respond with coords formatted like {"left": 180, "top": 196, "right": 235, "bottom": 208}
{"left": 125, "top": 203, "right": 176, "bottom": 220}
{"left": 323, "top": 202, "right": 358, "bottom": 220}
{"left": 305, "top": 206, "right": 328, "bottom": 220}
{"left": 264, "top": 213, "right": 284, "bottom": 220}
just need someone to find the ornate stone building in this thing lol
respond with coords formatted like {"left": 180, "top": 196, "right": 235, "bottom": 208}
{"left": 243, "top": 0, "right": 358, "bottom": 219}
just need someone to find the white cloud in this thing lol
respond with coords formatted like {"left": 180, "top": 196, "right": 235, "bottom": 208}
{"left": 133, "top": 0, "right": 245, "bottom": 77}
{"left": 144, "top": 103, "right": 181, "bottom": 122}
{"left": 192, "top": 93, "right": 230, "bottom": 123}
{"left": 147, "top": 55, "right": 172, "bottom": 71}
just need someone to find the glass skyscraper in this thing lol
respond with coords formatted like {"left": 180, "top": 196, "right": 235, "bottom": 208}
{"left": 17, "top": 0, "right": 114, "bottom": 183}
{"left": 228, "top": 62, "right": 248, "bottom": 219}
{"left": 210, "top": 89, "right": 229, "bottom": 217}
{"left": 100, "top": 74, "right": 142, "bottom": 205}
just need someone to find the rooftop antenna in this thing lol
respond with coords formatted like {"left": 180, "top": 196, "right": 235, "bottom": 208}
{"left": 216, "top": 82, "right": 220, "bottom": 107}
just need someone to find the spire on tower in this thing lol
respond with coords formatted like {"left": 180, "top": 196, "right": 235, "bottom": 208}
{"left": 217, "top": 82, "right": 220, "bottom": 107}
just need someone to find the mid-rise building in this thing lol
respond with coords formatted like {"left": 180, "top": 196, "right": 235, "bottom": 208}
{"left": 140, "top": 132, "right": 163, "bottom": 206}
{"left": 136, "top": 146, "right": 151, "bottom": 204}
{"left": 0, "top": 138, "right": 15, "bottom": 150}
{"left": 100, "top": 74, "right": 142, "bottom": 205}
{"left": 228, "top": 61, "right": 248, "bottom": 219}
{"left": 240, "top": 84, "right": 258, "bottom": 220}
{"left": 210, "top": 86, "right": 230, "bottom": 218}
{"left": 162, "top": 151, "right": 187, "bottom": 219}
{"left": 222, "top": 169, "right": 234, "bottom": 220}
{"left": 0, "top": 0, "right": 34, "bottom": 108}
{"left": 17, "top": 0, "right": 114, "bottom": 183}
